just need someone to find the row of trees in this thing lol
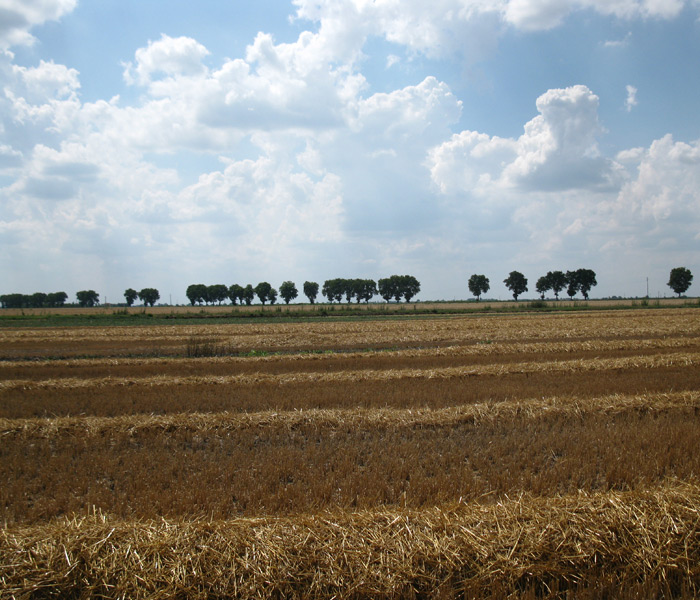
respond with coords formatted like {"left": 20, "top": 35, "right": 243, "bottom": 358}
{"left": 321, "top": 276, "right": 421, "bottom": 304}
{"left": 185, "top": 276, "right": 421, "bottom": 306}
{"left": 0, "top": 290, "right": 101, "bottom": 308}
{"left": 0, "top": 291, "right": 69, "bottom": 309}
{"left": 468, "top": 269, "right": 598, "bottom": 301}
{"left": 1, "top": 268, "right": 693, "bottom": 309}
{"left": 124, "top": 288, "right": 160, "bottom": 307}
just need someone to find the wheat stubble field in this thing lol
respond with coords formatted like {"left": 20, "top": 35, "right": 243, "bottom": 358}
{"left": 2, "top": 308, "right": 700, "bottom": 598}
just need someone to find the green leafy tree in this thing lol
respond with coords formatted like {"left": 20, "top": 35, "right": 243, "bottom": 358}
{"left": 242, "top": 285, "right": 255, "bottom": 305}
{"left": 29, "top": 292, "right": 47, "bottom": 308}
{"left": 399, "top": 275, "right": 421, "bottom": 302}
{"left": 76, "top": 290, "right": 99, "bottom": 307}
{"left": 47, "top": 292, "right": 68, "bottom": 307}
{"left": 547, "top": 271, "right": 567, "bottom": 300}
{"left": 124, "top": 288, "right": 138, "bottom": 307}
{"left": 268, "top": 288, "right": 278, "bottom": 304}
{"left": 254, "top": 282, "right": 273, "bottom": 305}
{"left": 355, "top": 279, "right": 377, "bottom": 303}
{"left": 535, "top": 276, "right": 550, "bottom": 300}
{"left": 575, "top": 269, "right": 597, "bottom": 300}
{"left": 186, "top": 284, "right": 207, "bottom": 306}
{"left": 468, "top": 274, "right": 490, "bottom": 301}
{"left": 343, "top": 279, "right": 356, "bottom": 303}
{"left": 377, "top": 277, "right": 397, "bottom": 302}
{"left": 503, "top": 271, "right": 528, "bottom": 301}
{"left": 138, "top": 288, "right": 160, "bottom": 307}
{"left": 303, "top": 281, "right": 319, "bottom": 304}
{"left": 279, "top": 281, "right": 298, "bottom": 304}
{"left": 1, "top": 294, "right": 26, "bottom": 308}
{"left": 228, "top": 284, "right": 244, "bottom": 305}
{"left": 322, "top": 279, "right": 344, "bottom": 303}
{"left": 668, "top": 267, "right": 693, "bottom": 297}
{"left": 207, "top": 284, "right": 229, "bottom": 305}
{"left": 565, "top": 271, "right": 579, "bottom": 299}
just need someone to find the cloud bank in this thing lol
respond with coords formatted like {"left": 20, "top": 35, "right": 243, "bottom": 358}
{"left": 0, "top": 0, "right": 698, "bottom": 301}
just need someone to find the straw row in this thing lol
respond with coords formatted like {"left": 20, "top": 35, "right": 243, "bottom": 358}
{"left": 2, "top": 390, "right": 699, "bottom": 440}
{"left": 2, "top": 482, "right": 699, "bottom": 599}
{"left": 2, "top": 351, "right": 699, "bottom": 391}
{"left": 2, "top": 309, "right": 698, "bottom": 346}
{"left": 2, "top": 334, "right": 698, "bottom": 370}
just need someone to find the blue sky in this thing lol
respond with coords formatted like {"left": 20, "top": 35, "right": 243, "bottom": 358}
{"left": 1, "top": 0, "right": 699, "bottom": 303}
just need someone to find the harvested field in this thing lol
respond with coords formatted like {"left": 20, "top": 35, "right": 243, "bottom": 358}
{"left": 2, "top": 308, "right": 700, "bottom": 598}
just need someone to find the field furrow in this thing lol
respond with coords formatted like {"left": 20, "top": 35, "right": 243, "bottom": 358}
{"left": 2, "top": 351, "right": 699, "bottom": 391}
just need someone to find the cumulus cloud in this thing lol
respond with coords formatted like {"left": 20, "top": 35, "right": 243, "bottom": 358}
{"left": 0, "top": 0, "right": 76, "bottom": 49}
{"left": 293, "top": 0, "right": 691, "bottom": 56}
{"left": 429, "top": 85, "right": 623, "bottom": 194}
{"left": 123, "top": 34, "right": 210, "bottom": 87}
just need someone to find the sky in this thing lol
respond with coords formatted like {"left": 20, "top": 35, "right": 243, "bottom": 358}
{"left": 1, "top": 0, "right": 699, "bottom": 304}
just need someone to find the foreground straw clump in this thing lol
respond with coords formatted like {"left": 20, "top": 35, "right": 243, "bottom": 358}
{"left": 2, "top": 483, "right": 699, "bottom": 599}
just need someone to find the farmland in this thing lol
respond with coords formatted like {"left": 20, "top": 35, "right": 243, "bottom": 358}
{"left": 2, "top": 307, "right": 700, "bottom": 598}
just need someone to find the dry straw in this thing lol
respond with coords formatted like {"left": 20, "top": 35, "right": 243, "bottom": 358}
{"left": 2, "top": 482, "right": 699, "bottom": 599}
{"left": 2, "top": 390, "right": 699, "bottom": 440}
{"left": 3, "top": 351, "right": 699, "bottom": 391}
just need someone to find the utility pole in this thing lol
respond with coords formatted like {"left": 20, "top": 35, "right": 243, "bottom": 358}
{"left": 646, "top": 277, "right": 649, "bottom": 298}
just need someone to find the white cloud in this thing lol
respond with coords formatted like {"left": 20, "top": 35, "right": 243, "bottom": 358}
{"left": 123, "top": 34, "right": 210, "bottom": 87}
{"left": 625, "top": 85, "right": 638, "bottom": 111}
{"left": 293, "top": 0, "right": 692, "bottom": 56}
{"left": 11, "top": 59, "right": 80, "bottom": 102}
{"left": 0, "top": 0, "right": 76, "bottom": 49}
{"left": 429, "top": 85, "right": 624, "bottom": 194}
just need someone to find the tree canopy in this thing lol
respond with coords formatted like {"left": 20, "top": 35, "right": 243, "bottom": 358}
{"left": 254, "top": 282, "right": 275, "bottom": 305}
{"left": 378, "top": 275, "right": 420, "bottom": 303}
{"left": 279, "top": 281, "right": 298, "bottom": 304}
{"left": 124, "top": 288, "right": 138, "bottom": 307}
{"left": 76, "top": 290, "right": 99, "bottom": 307}
{"left": 138, "top": 288, "right": 160, "bottom": 307}
{"left": 303, "top": 281, "right": 319, "bottom": 304}
{"left": 503, "top": 271, "right": 528, "bottom": 301}
{"left": 668, "top": 267, "right": 693, "bottom": 297}
{"left": 468, "top": 274, "right": 490, "bottom": 301}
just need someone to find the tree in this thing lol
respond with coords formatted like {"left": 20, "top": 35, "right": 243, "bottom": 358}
{"left": 399, "top": 275, "right": 421, "bottom": 302}
{"left": 468, "top": 274, "right": 490, "bottom": 301}
{"left": 322, "top": 279, "right": 344, "bottom": 303}
{"left": 343, "top": 279, "right": 356, "bottom": 303}
{"left": 535, "top": 276, "right": 550, "bottom": 300}
{"left": 207, "top": 284, "right": 229, "bottom": 305}
{"left": 76, "top": 290, "right": 99, "bottom": 307}
{"left": 242, "top": 285, "right": 255, "bottom": 306}
{"left": 565, "top": 271, "right": 579, "bottom": 299}
{"left": 228, "top": 284, "right": 244, "bottom": 305}
{"left": 668, "top": 267, "right": 693, "bottom": 297}
{"left": 377, "top": 277, "right": 397, "bottom": 302}
{"left": 138, "top": 288, "right": 160, "bottom": 307}
{"left": 575, "top": 269, "right": 597, "bottom": 300}
{"left": 503, "top": 271, "right": 528, "bottom": 301}
{"left": 186, "top": 284, "right": 207, "bottom": 306}
{"left": 303, "top": 281, "right": 319, "bottom": 304}
{"left": 0, "top": 294, "right": 26, "bottom": 308}
{"left": 46, "top": 292, "right": 68, "bottom": 307}
{"left": 547, "top": 271, "right": 567, "bottom": 300}
{"left": 29, "top": 292, "right": 47, "bottom": 308}
{"left": 355, "top": 279, "right": 377, "bottom": 303}
{"left": 268, "top": 287, "right": 278, "bottom": 304}
{"left": 279, "top": 281, "right": 298, "bottom": 304}
{"left": 124, "top": 288, "right": 138, "bottom": 307}
{"left": 254, "top": 282, "right": 273, "bottom": 305}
